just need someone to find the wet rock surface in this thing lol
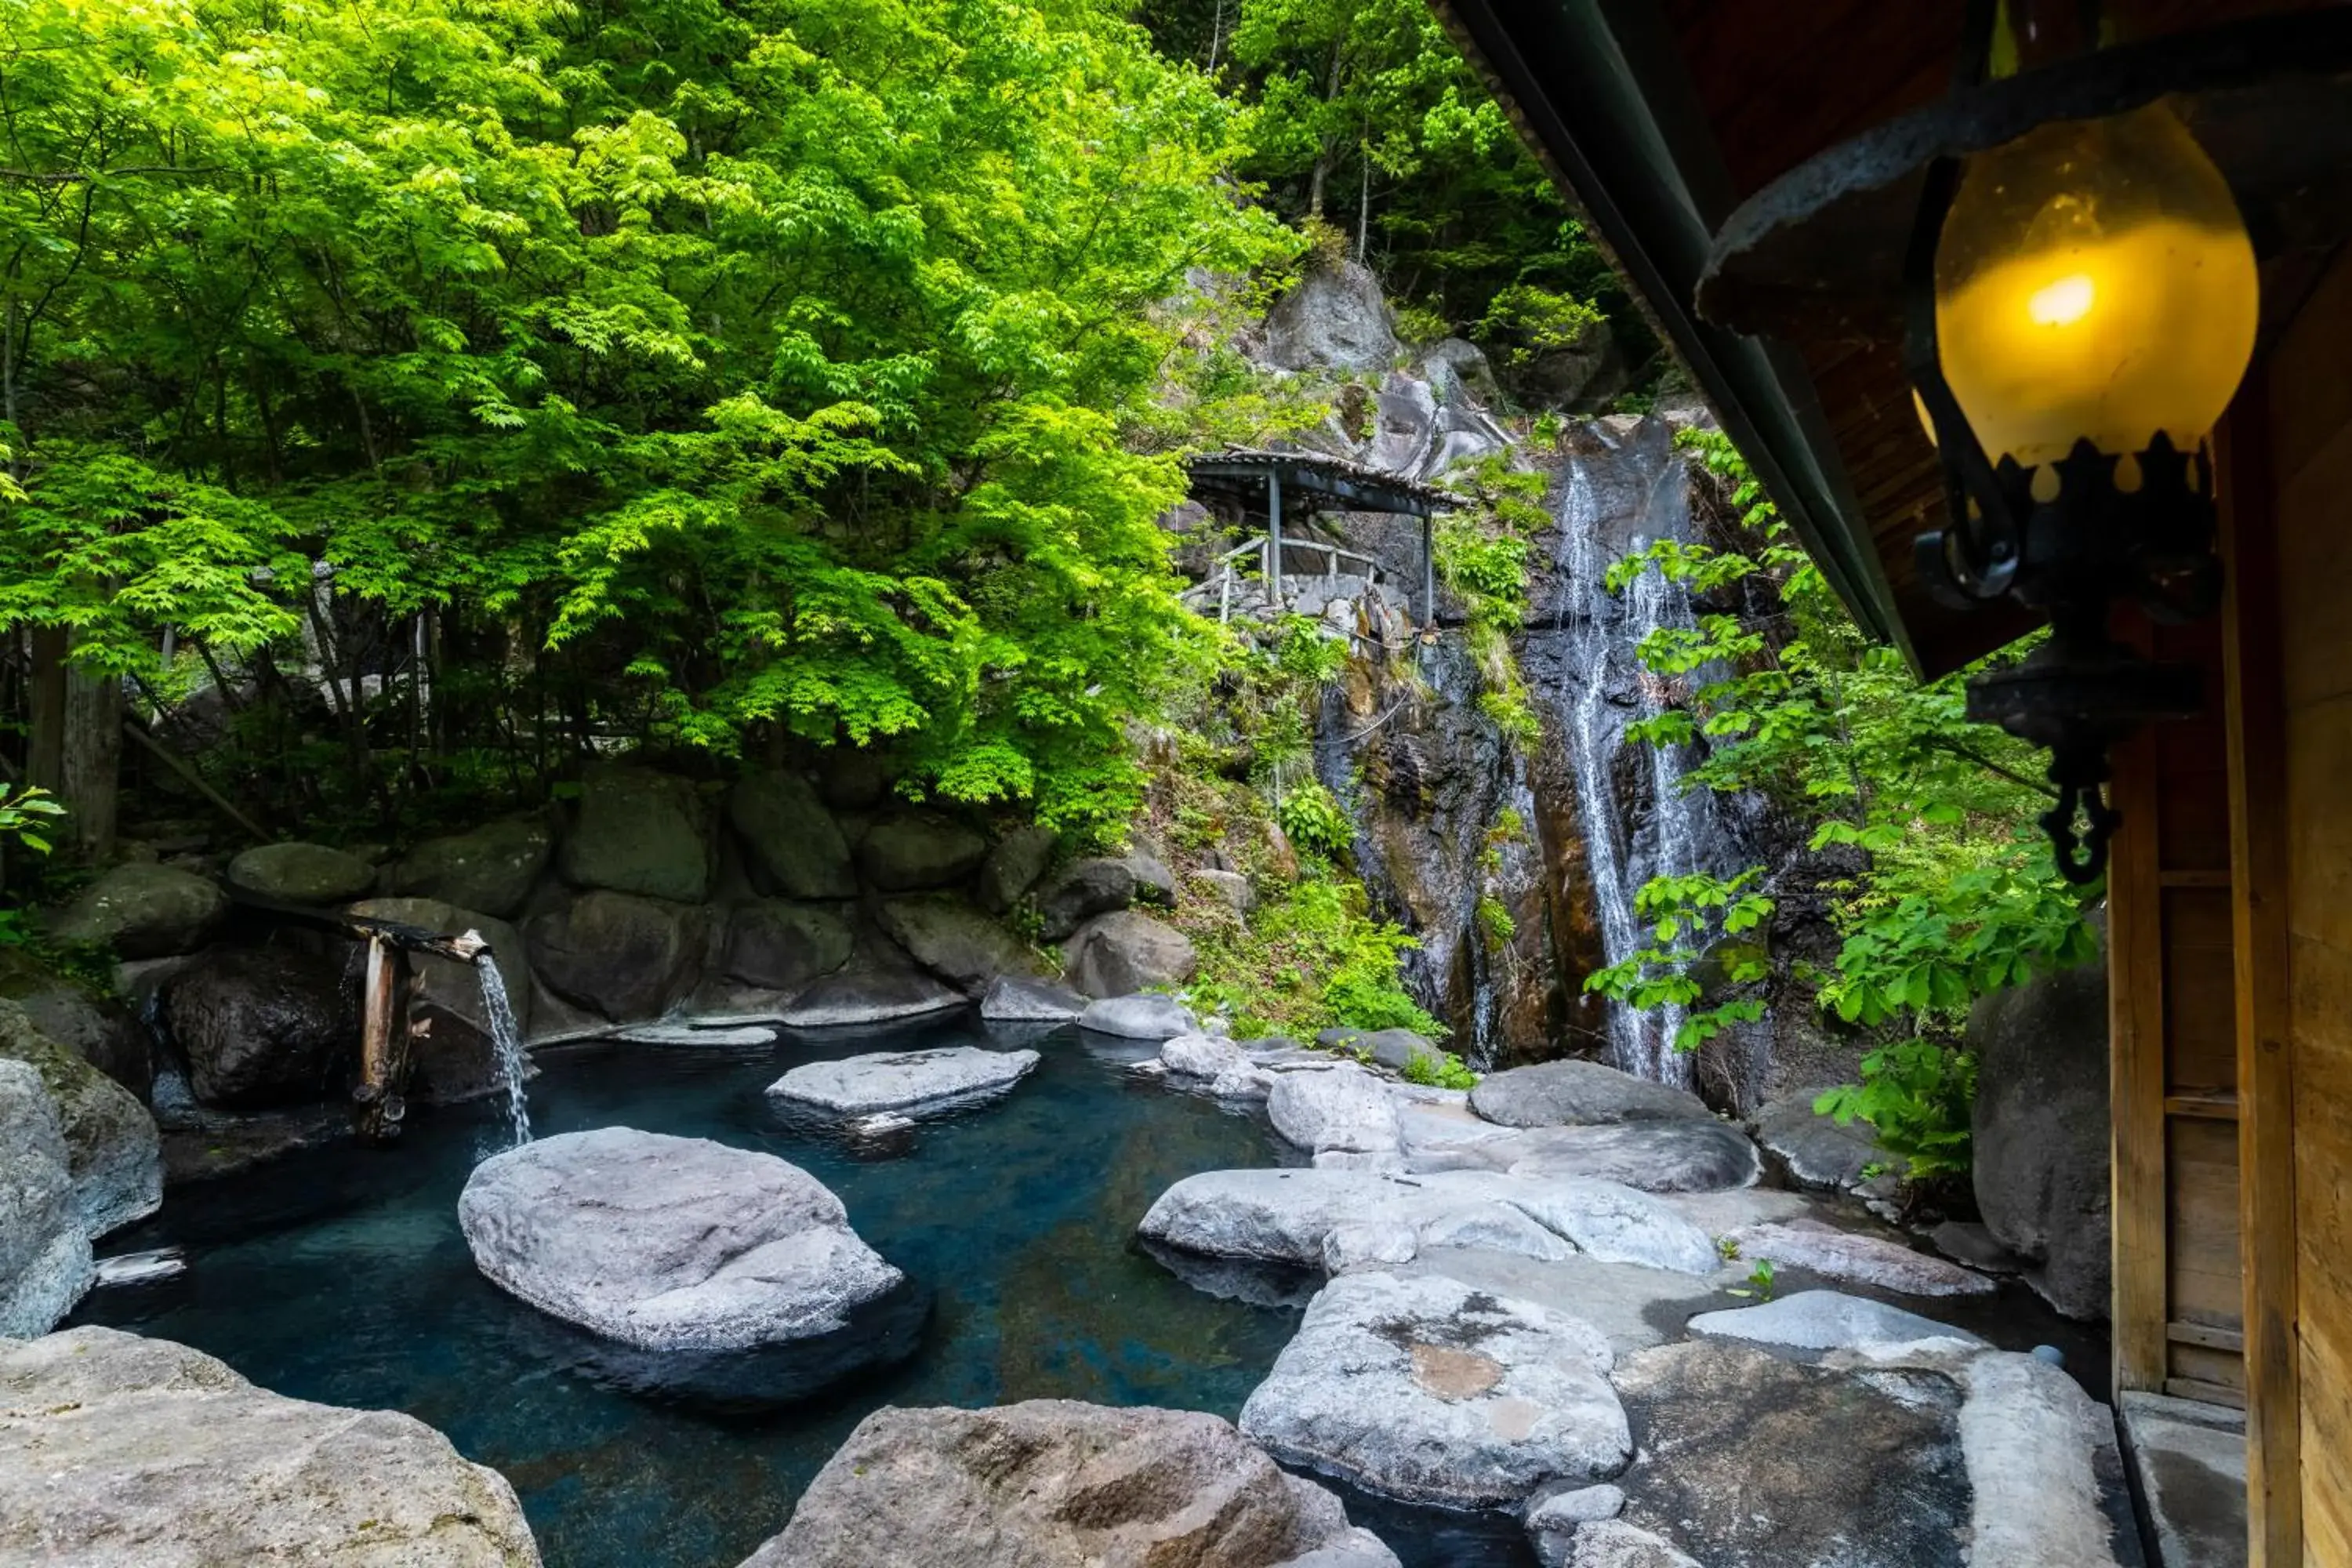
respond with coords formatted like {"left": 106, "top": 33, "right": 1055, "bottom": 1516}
{"left": 166, "top": 946, "right": 357, "bottom": 1108}
{"left": 743, "top": 1400, "right": 1398, "bottom": 1568}
{"left": 768, "top": 1045, "right": 1040, "bottom": 1116}
{"left": 0, "top": 1326, "right": 543, "bottom": 1566}
{"left": 528, "top": 890, "right": 701, "bottom": 1022}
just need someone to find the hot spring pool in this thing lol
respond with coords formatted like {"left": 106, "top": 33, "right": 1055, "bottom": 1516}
{"left": 76, "top": 1018, "right": 1537, "bottom": 1567}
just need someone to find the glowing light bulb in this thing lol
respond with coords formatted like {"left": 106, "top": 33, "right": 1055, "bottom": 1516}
{"left": 2027, "top": 273, "right": 2096, "bottom": 327}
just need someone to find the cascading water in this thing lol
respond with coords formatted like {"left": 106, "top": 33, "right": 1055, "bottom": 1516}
{"left": 475, "top": 955, "right": 532, "bottom": 1148}
{"left": 1543, "top": 419, "right": 1744, "bottom": 1087}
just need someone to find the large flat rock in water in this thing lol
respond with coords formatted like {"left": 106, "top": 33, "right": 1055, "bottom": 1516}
{"left": 1417, "top": 1120, "right": 1761, "bottom": 1193}
{"left": 743, "top": 1399, "right": 1399, "bottom": 1567}
{"left": 1240, "top": 1270, "right": 1631, "bottom": 1509}
{"left": 767, "top": 1045, "right": 1039, "bottom": 1116}
{"left": 1468, "top": 1060, "right": 1711, "bottom": 1128}
{"left": 0, "top": 1325, "right": 541, "bottom": 1566}
{"left": 459, "top": 1127, "right": 902, "bottom": 1353}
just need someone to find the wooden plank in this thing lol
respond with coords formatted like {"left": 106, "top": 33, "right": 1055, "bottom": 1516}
{"left": 2171, "top": 1319, "right": 2249, "bottom": 1355}
{"left": 2166, "top": 887, "right": 2241, "bottom": 1096}
{"left": 2169, "top": 1116, "right": 2246, "bottom": 1334}
{"left": 2227, "top": 383, "right": 2302, "bottom": 1567}
{"left": 2169, "top": 1375, "right": 2252, "bottom": 1411}
{"left": 2275, "top": 422, "right": 2352, "bottom": 714}
{"left": 2161, "top": 869, "right": 2236, "bottom": 889}
{"left": 2110, "top": 706, "right": 2172, "bottom": 1393}
{"left": 2164, "top": 1091, "right": 2241, "bottom": 1122}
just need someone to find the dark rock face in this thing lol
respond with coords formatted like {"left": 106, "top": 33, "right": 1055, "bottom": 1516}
{"left": 389, "top": 816, "right": 554, "bottom": 918}
{"left": 558, "top": 766, "right": 711, "bottom": 905}
{"left": 0, "top": 950, "right": 148, "bottom": 1100}
{"left": 1609, "top": 1339, "right": 1969, "bottom": 1568}
{"left": 1469, "top": 1060, "right": 1713, "bottom": 1128}
{"left": 1033, "top": 856, "right": 1145, "bottom": 942}
{"left": 1261, "top": 261, "right": 1399, "bottom": 373}
{"left": 1750, "top": 1088, "right": 1881, "bottom": 1191}
{"left": 225, "top": 842, "right": 378, "bottom": 907}
{"left": 46, "top": 863, "right": 227, "bottom": 960}
{"left": 857, "top": 813, "right": 989, "bottom": 892}
{"left": 526, "top": 891, "right": 701, "bottom": 1022}
{"left": 727, "top": 773, "right": 857, "bottom": 900}
{"left": 347, "top": 897, "right": 530, "bottom": 1104}
{"left": 875, "top": 898, "right": 1036, "bottom": 994}
{"left": 168, "top": 946, "right": 358, "bottom": 1107}
{"left": 1970, "top": 948, "right": 2112, "bottom": 1320}
{"left": 722, "top": 901, "right": 855, "bottom": 993}
{"left": 743, "top": 1400, "right": 1396, "bottom": 1568}
{"left": 1063, "top": 910, "right": 1197, "bottom": 998}
{"left": 977, "top": 825, "right": 1057, "bottom": 913}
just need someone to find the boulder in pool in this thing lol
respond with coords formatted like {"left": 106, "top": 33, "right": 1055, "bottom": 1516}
{"left": 1468, "top": 1059, "right": 1711, "bottom": 1128}
{"left": 459, "top": 1127, "right": 903, "bottom": 1353}
{"left": 1269, "top": 1062, "right": 1401, "bottom": 1156}
{"left": 0, "top": 1058, "right": 92, "bottom": 1338}
{"left": 978, "top": 975, "right": 1086, "bottom": 1022}
{"left": 1422, "top": 1120, "right": 1762, "bottom": 1193}
{"left": 1240, "top": 1270, "right": 1631, "bottom": 1509}
{"left": 0, "top": 1325, "right": 543, "bottom": 1566}
{"left": 1080, "top": 993, "right": 1195, "bottom": 1040}
{"left": 768, "top": 1045, "right": 1040, "bottom": 1116}
{"left": 742, "top": 1399, "right": 1399, "bottom": 1568}
{"left": 1723, "top": 1221, "right": 1995, "bottom": 1298}
{"left": 1063, "top": 909, "right": 1196, "bottom": 997}
{"left": 0, "top": 1000, "right": 159, "bottom": 1240}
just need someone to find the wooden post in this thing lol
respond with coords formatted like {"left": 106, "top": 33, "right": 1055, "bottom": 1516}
{"left": 353, "top": 934, "right": 401, "bottom": 1144}
{"left": 2107, "top": 658, "right": 2170, "bottom": 1396}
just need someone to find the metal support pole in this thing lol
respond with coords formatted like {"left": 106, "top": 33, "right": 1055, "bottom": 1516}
{"left": 1268, "top": 470, "right": 1283, "bottom": 613}
{"left": 1422, "top": 514, "right": 1436, "bottom": 630}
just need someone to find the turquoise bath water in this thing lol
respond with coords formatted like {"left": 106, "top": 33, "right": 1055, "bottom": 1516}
{"left": 78, "top": 1018, "right": 1535, "bottom": 1567}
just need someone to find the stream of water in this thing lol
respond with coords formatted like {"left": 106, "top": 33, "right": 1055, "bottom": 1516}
{"left": 476, "top": 953, "right": 532, "bottom": 1148}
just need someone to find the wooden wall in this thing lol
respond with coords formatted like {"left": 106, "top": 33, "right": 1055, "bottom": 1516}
{"left": 2267, "top": 240, "right": 2352, "bottom": 1566}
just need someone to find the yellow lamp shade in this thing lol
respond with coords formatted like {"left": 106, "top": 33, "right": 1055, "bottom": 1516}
{"left": 1929, "top": 101, "right": 2258, "bottom": 470}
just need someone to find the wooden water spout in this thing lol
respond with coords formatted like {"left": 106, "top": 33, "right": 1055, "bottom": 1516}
{"left": 339, "top": 916, "right": 488, "bottom": 1147}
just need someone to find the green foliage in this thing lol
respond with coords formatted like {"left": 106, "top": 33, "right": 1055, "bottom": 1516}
{"left": 1476, "top": 284, "right": 1604, "bottom": 365}
{"left": 0, "top": 787, "right": 66, "bottom": 858}
{"left": 1275, "top": 780, "right": 1354, "bottom": 862}
{"left": 1814, "top": 1042, "right": 1980, "bottom": 1180}
{"left": 1400, "top": 1047, "right": 1479, "bottom": 1090}
{"left": 1475, "top": 894, "right": 1516, "bottom": 949}
{"left": 1726, "top": 1258, "right": 1777, "bottom": 1302}
{"left": 1183, "top": 876, "right": 1440, "bottom": 1040}
{"left": 1434, "top": 456, "right": 1550, "bottom": 750}
{"left": 1599, "top": 427, "right": 2099, "bottom": 1177}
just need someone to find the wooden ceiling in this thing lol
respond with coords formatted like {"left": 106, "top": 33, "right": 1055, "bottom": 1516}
{"left": 1551, "top": 0, "right": 2339, "bottom": 675}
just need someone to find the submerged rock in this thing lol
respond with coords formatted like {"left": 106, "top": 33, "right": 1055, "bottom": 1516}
{"left": 0, "top": 1325, "right": 543, "bottom": 1566}
{"left": 558, "top": 765, "right": 711, "bottom": 905}
{"left": 459, "top": 1127, "right": 903, "bottom": 1354}
{"left": 1080, "top": 993, "right": 1196, "bottom": 1040}
{"left": 0, "top": 1058, "right": 92, "bottom": 1338}
{"left": 768, "top": 1045, "right": 1040, "bottom": 1116}
{"left": 1240, "top": 1270, "right": 1629, "bottom": 1508}
{"left": 47, "top": 863, "right": 227, "bottom": 960}
{"left": 1686, "top": 1290, "right": 1986, "bottom": 1356}
{"left": 166, "top": 946, "right": 357, "bottom": 1108}
{"left": 978, "top": 975, "right": 1086, "bottom": 1022}
{"left": 225, "top": 841, "right": 377, "bottom": 906}
{"left": 728, "top": 772, "right": 857, "bottom": 900}
{"left": 1722, "top": 1221, "right": 1996, "bottom": 1298}
{"left": 0, "top": 1000, "right": 159, "bottom": 1238}
{"left": 389, "top": 815, "right": 554, "bottom": 918}
{"left": 743, "top": 1399, "right": 1398, "bottom": 1567}
{"left": 1063, "top": 909, "right": 1197, "bottom": 997}
{"left": 1468, "top": 1060, "right": 1712, "bottom": 1128}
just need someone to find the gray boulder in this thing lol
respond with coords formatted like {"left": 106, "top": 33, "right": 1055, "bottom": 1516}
{"left": 527, "top": 890, "right": 701, "bottom": 1022}
{"left": 1239, "top": 1271, "right": 1629, "bottom": 1508}
{"left": 1551, "top": 1523, "right": 1703, "bottom": 1568}
{"left": 742, "top": 1400, "right": 1396, "bottom": 1568}
{"left": 0, "top": 1060, "right": 91, "bottom": 1338}
{"left": 47, "top": 863, "right": 226, "bottom": 959}
{"left": 977, "top": 824, "right": 1057, "bottom": 913}
{"left": 225, "top": 841, "right": 377, "bottom": 906}
{"left": 1526, "top": 1486, "right": 1630, "bottom": 1568}
{"left": 1606, "top": 1339, "right": 1969, "bottom": 1568}
{"left": 778, "top": 956, "right": 966, "bottom": 1029}
{"left": 0, "top": 949, "right": 148, "bottom": 1100}
{"left": 0, "top": 1325, "right": 543, "bottom": 1566}
{"left": 1190, "top": 867, "right": 1255, "bottom": 916}
{"left": 876, "top": 896, "right": 1036, "bottom": 993}
{"left": 768, "top": 1046, "right": 1039, "bottom": 1116}
{"left": 1958, "top": 1352, "right": 2139, "bottom": 1568}
{"left": 1686, "top": 1290, "right": 1986, "bottom": 1356}
{"left": 979, "top": 975, "right": 1086, "bottom": 1022}
{"left": 722, "top": 900, "right": 855, "bottom": 993}
{"left": 558, "top": 766, "right": 710, "bottom": 904}
{"left": 728, "top": 773, "right": 857, "bottom": 900}
{"left": 1064, "top": 909, "right": 1197, "bottom": 997}
{"left": 459, "top": 1127, "right": 902, "bottom": 1352}
{"left": 1970, "top": 950, "right": 2111, "bottom": 1319}
{"left": 0, "top": 1001, "right": 158, "bottom": 1238}
{"left": 1033, "top": 855, "right": 1146, "bottom": 941}
{"left": 1080, "top": 993, "right": 1196, "bottom": 1040}
{"left": 1260, "top": 262, "right": 1398, "bottom": 372}
{"left": 1425, "top": 1120, "right": 1762, "bottom": 1193}
{"left": 1469, "top": 1060, "right": 1711, "bottom": 1128}
{"left": 1392, "top": 1250, "right": 1721, "bottom": 1359}
{"left": 1723, "top": 1221, "right": 1995, "bottom": 1298}
{"left": 347, "top": 898, "right": 530, "bottom": 1103}
{"left": 166, "top": 946, "right": 356, "bottom": 1107}
{"left": 388, "top": 815, "right": 553, "bottom": 918}
{"left": 1269, "top": 1064, "right": 1402, "bottom": 1156}
{"left": 1750, "top": 1088, "right": 1882, "bottom": 1190}
{"left": 857, "top": 813, "right": 988, "bottom": 892}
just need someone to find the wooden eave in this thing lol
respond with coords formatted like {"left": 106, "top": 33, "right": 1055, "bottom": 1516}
{"left": 1434, "top": 0, "right": 2332, "bottom": 679}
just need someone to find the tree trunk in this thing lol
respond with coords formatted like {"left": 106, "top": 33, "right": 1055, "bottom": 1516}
{"left": 27, "top": 628, "right": 122, "bottom": 859}
{"left": 25, "top": 626, "right": 65, "bottom": 793}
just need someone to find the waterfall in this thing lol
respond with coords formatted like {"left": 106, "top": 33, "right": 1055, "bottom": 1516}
{"left": 1544, "top": 419, "right": 1741, "bottom": 1088}
{"left": 476, "top": 955, "right": 532, "bottom": 1148}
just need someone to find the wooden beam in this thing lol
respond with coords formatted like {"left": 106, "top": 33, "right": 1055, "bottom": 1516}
{"left": 2109, "top": 670, "right": 2171, "bottom": 1395}
{"left": 2221, "top": 390, "right": 2303, "bottom": 1567}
